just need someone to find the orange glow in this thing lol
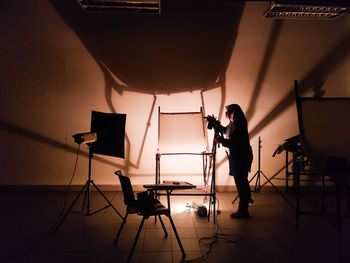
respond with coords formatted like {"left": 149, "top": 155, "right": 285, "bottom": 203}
{"left": 1, "top": 1, "right": 349, "bottom": 188}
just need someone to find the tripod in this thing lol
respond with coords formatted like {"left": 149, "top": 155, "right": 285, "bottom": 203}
{"left": 54, "top": 144, "right": 123, "bottom": 233}
{"left": 232, "top": 136, "right": 293, "bottom": 207}
{"left": 206, "top": 129, "right": 219, "bottom": 223}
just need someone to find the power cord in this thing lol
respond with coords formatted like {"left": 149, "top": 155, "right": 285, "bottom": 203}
{"left": 183, "top": 198, "right": 241, "bottom": 262}
{"left": 0, "top": 144, "right": 81, "bottom": 262}
{"left": 53, "top": 143, "right": 81, "bottom": 225}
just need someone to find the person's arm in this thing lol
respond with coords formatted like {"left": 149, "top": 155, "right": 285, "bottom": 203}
{"left": 216, "top": 128, "right": 240, "bottom": 148}
{"left": 206, "top": 115, "right": 226, "bottom": 134}
{"left": 216, "top": 123, "right": 227, "bottom": 134}
{"left": 216, "top": 136, "right": 230, "bottom": 148}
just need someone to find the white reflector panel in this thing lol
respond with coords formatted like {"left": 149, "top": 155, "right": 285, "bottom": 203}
{"left": 158, "top": 112, "right": 207, "bottom": 154}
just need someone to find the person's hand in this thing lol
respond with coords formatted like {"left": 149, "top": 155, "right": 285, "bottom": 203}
{"left": 215, "top": 136, "right": 224, "bottom": 144}
{"left": 206, "top": 115, "right": 216, "bottom": 122}
{"left": 206, "top": 115, "right": 220, "bottom": 130}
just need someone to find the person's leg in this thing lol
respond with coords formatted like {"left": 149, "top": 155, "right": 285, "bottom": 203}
{"left": 237, "top": 171, "right": 251, "bottom": 212}
{"left": 232, "top": 171, "right": 251, "bottom": 218}
{"left": 232, "top": 174, "right": 241, "bottom": 198}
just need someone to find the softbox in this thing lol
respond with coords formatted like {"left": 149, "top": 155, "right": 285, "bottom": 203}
{"left": 90, "top": 111, "right": 126, "bottom": 158}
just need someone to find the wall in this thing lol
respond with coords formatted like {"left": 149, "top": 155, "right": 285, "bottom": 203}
{"left": 0, "top": 0, "right": 349, "bottom": 187}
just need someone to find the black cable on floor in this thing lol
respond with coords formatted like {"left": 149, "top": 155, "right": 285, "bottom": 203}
{"left": 184, "top": 198, "right": 241, "bottom": 263}
{"left": 52, "top": 143, "right": 81, "bottom": 226}
{"left": 0, "top": 144, "right": 81, "bottom": 262}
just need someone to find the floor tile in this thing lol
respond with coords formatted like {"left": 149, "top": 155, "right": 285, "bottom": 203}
{"left": 0, "top": 190, "right": 347, "bottom": 263}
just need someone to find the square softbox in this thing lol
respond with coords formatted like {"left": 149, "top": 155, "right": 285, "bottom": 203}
{"left": 90, "top": 111, "right": 126, "bottom": 158}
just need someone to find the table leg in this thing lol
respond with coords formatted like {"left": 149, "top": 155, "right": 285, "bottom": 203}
{"left": 166, "top": 190, "right": 171, "bottom": 213}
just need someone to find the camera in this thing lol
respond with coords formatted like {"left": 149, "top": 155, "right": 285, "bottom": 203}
{"left": 204, "top": 116, "right": 220, "bottom": 131}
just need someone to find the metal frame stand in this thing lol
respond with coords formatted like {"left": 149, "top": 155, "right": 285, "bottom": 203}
{"left": 155, "top": 107, "right": 217, "bottom": 223}
{"left": 54, "top": 145, "right": 123, "bottom": 233}
{"left": 155, "top": 135, "right": 217, "bottom": 223}
{"left": 155, "top": 152, "right": 216, "bottom": 223}
{"left": 232, "top": 136, "right": 293, "bottom": 208}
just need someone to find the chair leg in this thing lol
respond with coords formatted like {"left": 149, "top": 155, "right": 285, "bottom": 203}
{"left": 168, "top": 215, "right": 186, "bottom": 257}
{"left": 158, "top": 215, "right": 168, "bottom": 237}
{"left": 128, "top": 216, "right": 146, "bottom": 263}
{"left": 114, "top": 212, "right": 129, "bottom": 245}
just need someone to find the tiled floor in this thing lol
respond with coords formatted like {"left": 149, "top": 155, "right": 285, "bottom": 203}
{"left": 0, "top": 188, "right": 349, "bottom": 263}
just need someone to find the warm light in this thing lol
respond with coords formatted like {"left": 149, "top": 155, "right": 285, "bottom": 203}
{"left": 168, "top": 202, "right": 191, "bottom": 215}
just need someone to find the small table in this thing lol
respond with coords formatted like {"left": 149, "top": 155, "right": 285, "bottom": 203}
{"left": 143, "top": 181, "right": 196, "bottom": 257}
{"left": 143, "top": 181, "right": 196, "bottom": 213}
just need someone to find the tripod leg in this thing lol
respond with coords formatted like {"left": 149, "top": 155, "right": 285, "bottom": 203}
{"left": 81, "top": 181, "right": 90, "bottom": 215}
{"left": 213, "top": 186, "right": 216, "bottom": 224}
{"left": 254, "top": 174, "right": 258, "bottom": 192}
{"left": 232, "top": 195, "right": 239, "bottom": 205}
{"left": 253, "top": 171, "right": 261, "bottom": 193}
{"left": 54, "top": 182, "right": 89, "bottom": 233}
{"left": 261, "top": 171, "right": 293, "bottom": 208}
{"left": 233, "top": 172, "right": 258, "bottom": 204}
{"left": 87, "top": 180, "right": 91, "bottom": 215}
{"left": 91, "top": 181, "right": 123, "bottom": 219}
{"left": 256, "top": 172, "right": 261, "bottom": 192}
{"left": 207, "top": 196, "right": 212, "bottom": 221}
{"left": 207, "top": 173, "right": 214, "bottom": 221}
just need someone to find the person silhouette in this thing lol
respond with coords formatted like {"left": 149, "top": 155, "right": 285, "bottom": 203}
{"left": 207, "top": 104, "right": 253, "bottom": 218}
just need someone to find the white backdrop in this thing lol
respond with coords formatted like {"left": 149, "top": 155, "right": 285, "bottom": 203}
{"left": 158, "top": 111, "right": 208, "bottom": 154}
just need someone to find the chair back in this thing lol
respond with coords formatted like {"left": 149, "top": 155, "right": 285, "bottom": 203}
{"left": 115, "top": 170, "right": 136, "bottom": 206}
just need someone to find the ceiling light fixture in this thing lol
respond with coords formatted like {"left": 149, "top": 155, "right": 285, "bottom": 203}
{"left": 264, "top": 3, "right": 349, "bottom": 19}
{"left": 77, "top": 0, "right": 160, "bottom": 14}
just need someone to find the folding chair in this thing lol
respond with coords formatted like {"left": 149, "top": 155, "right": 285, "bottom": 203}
{"left": 114, "top": 170, "right": 186, "bottom": 262}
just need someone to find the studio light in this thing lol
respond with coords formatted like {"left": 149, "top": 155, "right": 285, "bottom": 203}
{"left": 54, "top": 111, "right": 126, "bottom": 233}
{"left": 72, "top": 132, "right": 97, "bottom": 144}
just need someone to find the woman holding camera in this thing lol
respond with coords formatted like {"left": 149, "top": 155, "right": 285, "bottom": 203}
{"left": 207, "top": 104, "right": 253, "bottom": 218}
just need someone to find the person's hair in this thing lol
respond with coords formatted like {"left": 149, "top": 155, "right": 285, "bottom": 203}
{"left": 226, "top": 104, "right": 247, "bottom": 129}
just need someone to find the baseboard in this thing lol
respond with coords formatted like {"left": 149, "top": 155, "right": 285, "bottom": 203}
{"left": 0, "top": 184, "right": 317, "bottom": 192}
{"left": 0, "top": 184, "right": 122, "bottom": 192}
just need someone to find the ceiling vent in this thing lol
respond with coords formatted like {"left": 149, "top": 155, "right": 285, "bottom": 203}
{"left": 77, "top": 0, "right": 161, "bottom": 14}
{"left": 264, "top": 3, "right": 349, "bottom": 19}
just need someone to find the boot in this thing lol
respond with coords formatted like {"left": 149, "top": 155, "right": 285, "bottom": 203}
{"left": 230, "top": 209, "right": 250, "bottom": 219}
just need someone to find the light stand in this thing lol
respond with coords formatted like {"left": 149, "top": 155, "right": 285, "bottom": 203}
{"left": 54, "top": 145, "right": 123, "bottom": 233}
{"left": 53, "top": 129, "right": 123, "bottom": 233}
{"left": 207, "top": 129, "right": 218, "bottom": 223}
{"left": 232, "top": 136, "right": 293, "bottom": 207}
{"left": 252, "top": 136, "right": 264, "bottom": 193}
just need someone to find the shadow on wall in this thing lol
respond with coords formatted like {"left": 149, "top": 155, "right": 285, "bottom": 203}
{"left": 249, "top": 31, "right": 350, "bottom": 140}
{"left": 49, "top": 0, "right": 245, "bottom": 94}
{"left": 216, "top": 30, "right": 350, "bottom": 171}
{"left": 0, "top": 119, "right": 126, "bottom": 170}
{"left": 49, "top": 0, "right": 245, "bottom": 175}
{"left": 245, "top": 19, "right": 284, "bottom": 122}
